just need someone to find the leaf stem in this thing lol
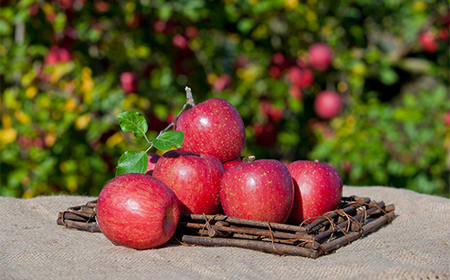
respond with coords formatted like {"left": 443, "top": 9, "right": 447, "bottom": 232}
{"left": 144, "top": 86, "right": 196, "bottom": 153}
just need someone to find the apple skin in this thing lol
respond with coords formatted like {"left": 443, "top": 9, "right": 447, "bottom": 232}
{"left": 314, "top": 91, "right": 343, "bottom": 120}
{"left": 145, "top": 153, "right": 161, "bottom": 175}
{"left": 254, "top": 121, "right": 278, "bottom": 147}
{"left": 220, "top": 159, "right": 294, "bottom": 223}
{"left": 288, "top": 66, "right": 314, "bottom": 89}
{"left": 175, "top": 98, "right": 246, "bottom": 163}
{"left": 152, "top": 150, "right": 225, "bottom": 214}
{"left": 287, "top": 160, "right": 343, "bottom": 224}
{"left": 96, "top": 173, "right": 181, "bottom": 250}
{"left": 419, "top": 31, "right": 438, "bottom": 53}
{"left": 120, "top": 72, "right": 138, "bottom": 94}
{"left": 444, "top": 111, "right": 450, "bottom": 126}
{"left": 222, "top": 158, "right": 243, "bottom": 170}
{"left": 308, "top": 43, "right": 333, "bottom": 72}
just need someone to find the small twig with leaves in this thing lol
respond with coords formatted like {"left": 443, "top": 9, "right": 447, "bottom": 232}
{"left": 114, "top": 86, "right": 195, "bottom": 176}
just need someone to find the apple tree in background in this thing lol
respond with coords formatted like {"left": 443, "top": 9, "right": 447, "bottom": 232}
{"left": 0, "top": 0, "right": 448, "bottom": 198}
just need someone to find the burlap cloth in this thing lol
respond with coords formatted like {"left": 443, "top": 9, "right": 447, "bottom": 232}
{"left": 1, "top": 186, "right": 449, "bottom": 280}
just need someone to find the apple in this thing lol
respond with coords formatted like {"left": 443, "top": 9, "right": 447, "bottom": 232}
{"left": 96, "top": 173, "right": 181, "bottom": 249}
{"left": 308, "top": 43, "right": 333, "bottom": 72}
{"left": 222, "top": 157, "right": 243, "bottom": 170}
{"left": 58, "top": 47, "right": 72, "bottom": 63}
{"left": 269, "top": 53, "right": 291, "bottom": 78}
{"left": 287, "top": 160, "right": 343, "bottom": 224}
{"left": 444, "top": 111, "right": 450, "bottom": 126}
{"left": 288, "top": 66, "right": 314, "bottom": 89}
{"left": 172, "top": 34, "right": 189, "bottom": 50}
{"left": 213, "top": 74, "right": 232, "bottom": 92}
{"left": 45, "top": 46, "right": 60, "bottom": 65}
{"left": 120, "top": 72, "right": 138, "bottom": 94}
{"left": 254, "top": 121, "right": 278, "bottom": 147}
{"left": 152, "top": 150, "right": 225, "bottom": 214}
{"left": 175, "top": 97, "right": 246, "bottom": 163}
{"left": 438, "top": 28, "right": 449, "bottom": 41}
{"left": 314, "top": 90, "right": 343, "bottom": 120}
{"left": 185, "top": 26, "right": 198, "bottom": 38}
{"left": 259, "top": 98, "right": 283, "bottom": 123}
{"left": 145, "top": 153, "right": 161, "bottom": 175}
{"left": 220, "top": 158, "right": 294, "bottom": 223}
{"left": 419, "top": 31, "right": 438, "bottom": 53}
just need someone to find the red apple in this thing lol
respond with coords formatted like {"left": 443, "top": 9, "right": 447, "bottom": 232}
{"left": 314, "top": 91, "right": 343, "bottom": 120}
{"left": 308, "top": 43, "right": 333, "bottom": 72}
{"left": 172, "top": 34, "right": 189, "bottom": 50}
{"left": 145, "top": 153, "right": 161, "bottom": 175}
{"left": 152, "top": 150, "right": 225, "bottom": 214}
{"left": 220, "top": 158, "right": 294, "bottom": 223}
{"left": 58, "top": 47, "right": 72, "bottom": 63}
{"left": 185, "top": 26, "right": 198, "bottom": 38}
{"left": 288, "top": 66, "right": 314, "bottom": 89}
{"left": 45, "top": 46, "right": 60, "bottom": 65}
{"left": 259, "top": 98, "right": 283, "bottom": 123}
{"left": 175, "top": 97, "right": 246, "bottom": 163}
{"left": 444, "top": 111, "right": 450, "bottom": 126}
{"left": 287, "top": 160, "right": 343, "bottom": 224}
{"left": 120, "top": 72, "right": 138, "bottom": 94}
{"left": 438, "top": 28, "right": 449, "bottom": 41}
{"left": 213, "top": 74, "right": 232, "bottom": 92}
{"left": 254, "top": 122, "right": 278, "bottom": 147}
{"left": 222, "top": 158, "right": 243, "bottom": 170}
{"left": 269, "top": 53, "right": 291, "bottom": 79}
{"left": 96, "top": 173, "right": 181, "bottom": 249}
{"left": 419, "top": 31, "right": 438, "bottom": 53}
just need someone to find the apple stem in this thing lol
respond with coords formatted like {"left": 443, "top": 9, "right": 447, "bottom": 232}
{"left": 247, "top": 155, "right": 256, "bottom": 163}
{"left": 145, "top": 86, "right": 197, "bottom": 153}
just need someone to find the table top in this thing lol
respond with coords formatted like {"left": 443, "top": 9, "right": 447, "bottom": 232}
{"left": 1, "top": 186, "right": 449, "bottom": 280}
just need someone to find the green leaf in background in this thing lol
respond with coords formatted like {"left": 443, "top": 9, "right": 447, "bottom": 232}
{"left": 115, "top": 111, "right": 148, "bottom": 138}
{"left": 153, "top": 131, "right": 184, "bottom": 151}
{"left": 116, "top": 151, "right": 148, "bottom": 176}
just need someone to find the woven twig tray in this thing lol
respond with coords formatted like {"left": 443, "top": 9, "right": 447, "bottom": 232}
{"left": 57, "top": 196, "right": 395, "bottom": 258}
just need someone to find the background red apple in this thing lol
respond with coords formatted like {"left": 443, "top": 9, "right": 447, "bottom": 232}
{"left": 120, "top": 72, "right": 138, "bottom": 94}
{"left": 145, "top": 153, "right": 161, "bottom": 175}
{"left": 96, "top": 173, "right": 180, "bottom": 249}
{"left": 443, "top": 111, "right": 450, "bottom": 126}
{"left": 288, "top": 66, "right": 314, "bottom": 89}
{"left": 254, "top": 122, "right": 278, "bottom": 147}
{"left": 175, "top": 97, "right": 246, "bottom": 163}
{"left": 213, "top": 74, "right": 232, "bottom": 92}
{"left": 172, "top": 34, "right": 189, "bottom": 50}
{"left": 287, "top": 160, "right": 343, "bottom": 224}
{"left": 419, "top": 31, "right": 438, "bottom": 53}
{"left": 152, "top": 150, "right": 225, "bottom": 214}
{"left": 308, "top": 43, "right": 333, "bottom": 72}
{"left": 220, "top": 158, "right": 294, "bottom": 223}
{"left": 314, "top": 91, "right": 343, "bottom": 120}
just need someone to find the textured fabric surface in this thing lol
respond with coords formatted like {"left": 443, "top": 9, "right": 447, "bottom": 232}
{"left": 0, "top": 186, "right": 449, "bottom": 280}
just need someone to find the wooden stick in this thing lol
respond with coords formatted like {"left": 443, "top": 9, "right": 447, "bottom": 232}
{"left": 56, "top": 218, "right": 100, "bottom": 232}
{"left": 305, "top": 197, "right": 371, "bottom": 233}
{"left": 181, "top": 213, "right": 307, "bottom": 232}
{"left": 178, "top": 222, "right": 314, "bottom": 241}
{"left": 314, "top": 201, "right": 386, "bottom": 242}
{"left": 319, "top": 211, "right": 395, "bottom": 256}
{"left": 179, "top": 235, "right": 319, "bottom": 258}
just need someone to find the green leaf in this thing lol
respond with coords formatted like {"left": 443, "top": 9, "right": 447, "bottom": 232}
{"left": 115, "top": 111, "right": 148, "bottom": 138}
{"left": 153, "top": 131, "right": 184, "bottom": 151}
{"left": 116, "top": 151, "right": 148, "bottom": 176}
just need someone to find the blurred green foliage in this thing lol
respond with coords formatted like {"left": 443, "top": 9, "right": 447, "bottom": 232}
{"left": 1, "top": 0, "right": 449, "bottom": 198}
